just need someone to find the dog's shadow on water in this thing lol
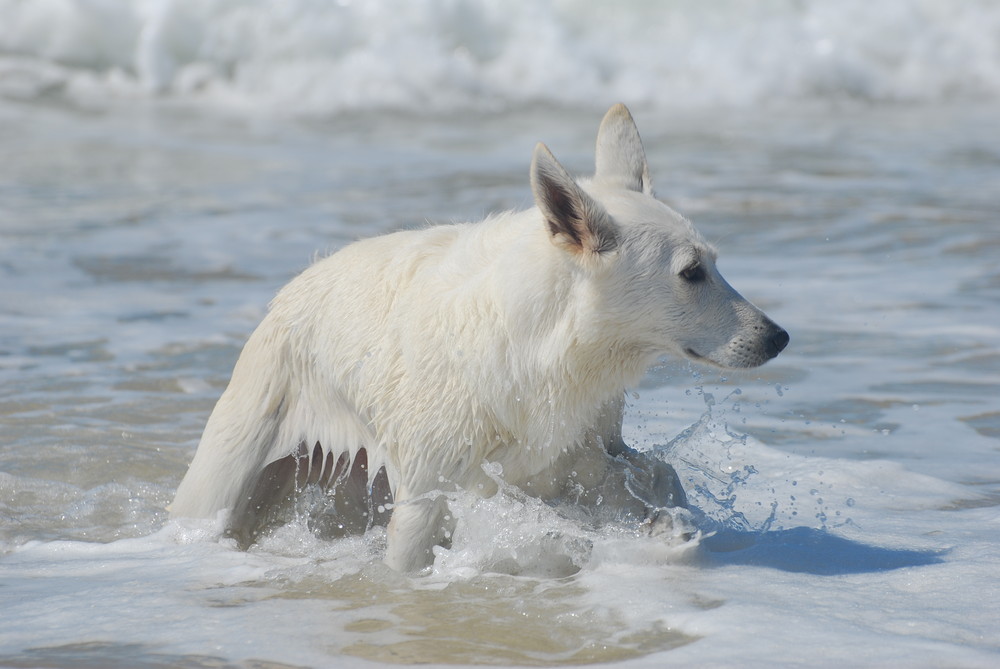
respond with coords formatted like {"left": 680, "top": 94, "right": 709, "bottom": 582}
{"left": 698, "top": 526, "right": 947, "bottom": 575}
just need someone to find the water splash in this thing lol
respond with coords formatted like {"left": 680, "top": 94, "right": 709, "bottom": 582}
{"left": 655, "top": 387, "right": 778, "bottom": 534}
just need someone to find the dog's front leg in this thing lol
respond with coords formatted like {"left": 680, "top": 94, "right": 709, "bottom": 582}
{"left": 582, "top": 395, "right": 694, "bottom": 540}
{"left": 588, "top": 395, "right": 687, "bottom": 506}
{"left": 617, "top": 447, "right": 688, "bottom": 510}
{"left": 615, "top": 447, "right": 694, "bottom": 540}
{"left": 384, "top": 494, "right": 454, "bottom": 572}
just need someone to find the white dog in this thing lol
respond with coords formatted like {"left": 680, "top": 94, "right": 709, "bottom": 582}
{"left": 170, "top": 104, "right": 788, "bottom": 571}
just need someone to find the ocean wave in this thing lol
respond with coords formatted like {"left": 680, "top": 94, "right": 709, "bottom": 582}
{"left": 1, "top": 0, "right": 998, "bottom": 115}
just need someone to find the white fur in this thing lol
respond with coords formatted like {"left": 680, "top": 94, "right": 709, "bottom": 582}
{"left": 170, "top": 104, "right": 787, "bottom": 571}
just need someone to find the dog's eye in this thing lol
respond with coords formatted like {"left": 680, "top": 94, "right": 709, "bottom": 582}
{"left": 680, "top": 265, "right": 706, "bottom": 283}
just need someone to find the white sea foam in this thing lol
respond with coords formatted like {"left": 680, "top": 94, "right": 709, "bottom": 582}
{"left": 1, "top": 0, "right": 999, "bottom": 115}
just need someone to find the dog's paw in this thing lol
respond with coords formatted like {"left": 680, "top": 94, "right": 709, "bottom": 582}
{"left": 644, "top": 506, "right": 697, "bottom": 544}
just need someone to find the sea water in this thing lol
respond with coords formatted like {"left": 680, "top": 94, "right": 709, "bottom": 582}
{"left": 1, "top": 2, "right": 999, "bottom": 667}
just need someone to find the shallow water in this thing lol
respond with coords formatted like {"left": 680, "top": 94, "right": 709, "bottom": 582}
{"left": 2, "top": 99, "right": 998, "bottom": 668}
{"left": 3, "top": 3, "right": 1000, "bottom": 665}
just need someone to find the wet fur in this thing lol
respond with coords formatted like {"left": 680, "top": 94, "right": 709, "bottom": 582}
{"left": 170, "top": 104, "right": 787, "bottom": 571}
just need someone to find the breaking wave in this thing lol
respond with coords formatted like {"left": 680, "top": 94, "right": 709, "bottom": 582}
{"left": 2, "top": 0, "right": 998, "bottom": 116}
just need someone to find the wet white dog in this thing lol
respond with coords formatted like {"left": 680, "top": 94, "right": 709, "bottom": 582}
{"left": 170, "top": 104, "right": 788, "bottom": 572}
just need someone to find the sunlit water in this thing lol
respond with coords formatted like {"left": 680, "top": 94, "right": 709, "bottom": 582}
{"left": 2, "top": 3, "right": 1000, "bottom": 664}
{"left": 2, "top": 100, "right": 998, "bottom": 668}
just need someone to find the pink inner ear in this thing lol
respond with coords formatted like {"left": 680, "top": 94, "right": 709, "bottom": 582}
{"left": 537, "top": 172, "right": 618, "bottom": 255}
{"left": 540, "top": 181, "right": 587, "bottom": 248}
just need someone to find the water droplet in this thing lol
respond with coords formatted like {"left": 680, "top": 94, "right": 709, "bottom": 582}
{"left": 482, "top": 461, "right": 503, "bottom": 477}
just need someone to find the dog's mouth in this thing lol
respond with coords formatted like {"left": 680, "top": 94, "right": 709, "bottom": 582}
{"left": 683, "top": 347, "right": 714, "bottom": 365}
{"left": 682, "top": 347, "right": 727, "bottom": 370}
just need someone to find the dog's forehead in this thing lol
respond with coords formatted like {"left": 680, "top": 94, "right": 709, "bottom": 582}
{"left": 598, "top": 190, "right": 715, "bottom": 257}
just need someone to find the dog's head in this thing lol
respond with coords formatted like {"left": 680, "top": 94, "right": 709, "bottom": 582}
{"left": 530, "top": 103, "right": 788, "bottom": 369}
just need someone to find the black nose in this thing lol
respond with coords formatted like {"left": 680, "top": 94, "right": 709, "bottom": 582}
{"left": 767, "top": 327, "right": 790, "bottom": 358}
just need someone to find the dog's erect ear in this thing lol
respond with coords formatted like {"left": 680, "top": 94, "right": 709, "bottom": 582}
{"left": 595, "top": 103, "right": 653, "bottom": 195}
{"left": 531, "top": 142, "right": 618, "bottom": 255}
